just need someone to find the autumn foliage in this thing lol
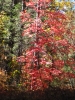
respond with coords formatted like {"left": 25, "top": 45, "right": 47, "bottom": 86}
{"left": 18, "top": 0, "right": 75, "bottom": 91}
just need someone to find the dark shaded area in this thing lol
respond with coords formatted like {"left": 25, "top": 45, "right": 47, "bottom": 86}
{"left": 0, "top": 86, "right": 75, "bottom": 100}
{"left": 14, "top": 0, "right": 21, "bottom": 4}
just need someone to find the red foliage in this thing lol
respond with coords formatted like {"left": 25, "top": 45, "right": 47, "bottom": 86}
{"left": 18, "top": 0, "right": 75, "bottom": 91}
{"left": 53, "top": 60, "right": 64, "bottom": 68}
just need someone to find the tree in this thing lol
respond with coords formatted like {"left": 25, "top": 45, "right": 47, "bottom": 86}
{"left": 18, "top": 0, "right": 75, "bottom": 91}
{"left": 0, "top": 11, "right": 10, "bottom": 69}
{"left": 0, "top": 0, "right": 25, "bottom": 85}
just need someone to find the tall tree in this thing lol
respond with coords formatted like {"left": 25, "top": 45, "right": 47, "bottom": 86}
{"left": 18, "top": 0, "right": 75, "bottom": 91}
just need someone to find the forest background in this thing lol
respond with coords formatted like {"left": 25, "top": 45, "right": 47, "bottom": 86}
{"left": 0, "top": 0, "right": 75, "bottom": 92}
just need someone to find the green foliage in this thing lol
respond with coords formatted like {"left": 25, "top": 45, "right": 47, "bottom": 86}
{"left": 0, "top": 0, "right": 23, "bottom": 85}
{"left": 0, "top": 11, "right": 9, "bottom": 35}
{"left": 0, "top": 11, "right": 10, "bottom": 63}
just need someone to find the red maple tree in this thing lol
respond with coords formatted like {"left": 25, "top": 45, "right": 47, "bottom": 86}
{"left": 18, "top": 0, "right": 75, "bottom": 91}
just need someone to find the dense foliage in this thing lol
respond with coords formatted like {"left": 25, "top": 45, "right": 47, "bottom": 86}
{"left": 0, "top": 0, "right": 75, "bottom": 92}
{"left": 17, "top": 0, "right": 75, "bottom": 91}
